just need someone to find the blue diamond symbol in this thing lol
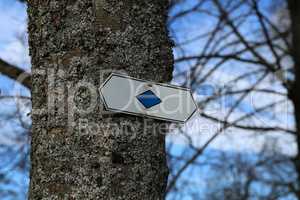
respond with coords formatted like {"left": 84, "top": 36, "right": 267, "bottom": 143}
{"left": 136, "top": 90, "right": 162, "bottom": 109}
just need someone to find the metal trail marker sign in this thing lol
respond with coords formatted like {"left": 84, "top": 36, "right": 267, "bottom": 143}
{"left": 99, "top": 73, "right": 198, "bottom": 123}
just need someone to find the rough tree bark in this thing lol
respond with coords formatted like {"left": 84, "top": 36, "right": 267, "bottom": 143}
{"left": 288, "top": 0, "right": 300, "bottom": 198}
{"left": 28, "top": 0, "right": 173, "bottom": 199}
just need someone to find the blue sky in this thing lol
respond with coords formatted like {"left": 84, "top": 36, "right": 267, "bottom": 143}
{"left": 0, "top": 0, "right": 29, "bottom": 96}
{"left": 0, "top": 1, "right": 30, "bottom": 200}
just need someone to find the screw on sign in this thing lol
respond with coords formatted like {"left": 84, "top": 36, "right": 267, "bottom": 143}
{"left": 99, "top": 73, "right": 198, "bottom": 123}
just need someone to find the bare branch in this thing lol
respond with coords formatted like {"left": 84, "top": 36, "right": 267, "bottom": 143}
{"left": 0, "top": 59, "right": 31, "bottom": 90}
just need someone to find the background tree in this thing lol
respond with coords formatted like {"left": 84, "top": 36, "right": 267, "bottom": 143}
{"left": 166, "top": 0, "right": 299, "bottom": 199}
{"left": 288, "top": 0, "right": 300, "bottom": 197}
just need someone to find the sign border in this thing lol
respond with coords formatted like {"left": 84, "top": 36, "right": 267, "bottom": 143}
{"left": 99, "top": 73, "right": 198, "bottom": 123}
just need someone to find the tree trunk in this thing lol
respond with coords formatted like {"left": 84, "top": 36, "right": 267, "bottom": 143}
{"left": 288, "top": 0, "right": 300, "bottom": 198}
{"left": 28, "top": 0, "right": 173, "bottom": 199}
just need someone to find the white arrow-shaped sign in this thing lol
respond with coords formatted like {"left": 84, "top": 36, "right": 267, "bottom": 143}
{"left": 99, "top": 73, "right": 198, "bottom": 123}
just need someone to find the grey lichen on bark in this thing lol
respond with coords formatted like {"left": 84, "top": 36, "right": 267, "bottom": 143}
{"left": 28, "top": 0, "right": 173, "bottom": 199}
{"left": 93, "top": 0, "right": 122, "bottom": 31}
